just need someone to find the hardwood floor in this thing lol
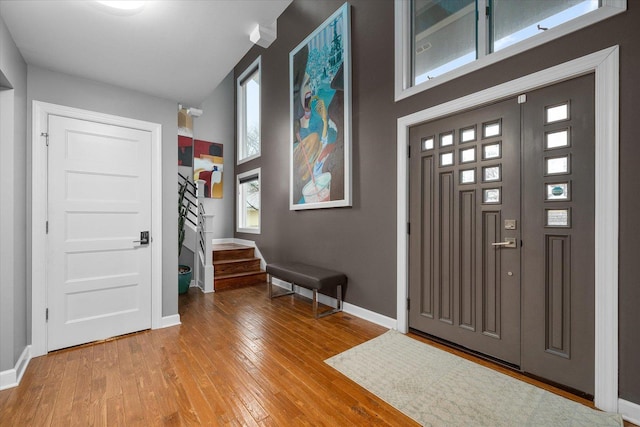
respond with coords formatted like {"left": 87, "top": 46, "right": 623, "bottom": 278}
{"left": 0, "top": 284, "right": 636, "bottom": 426}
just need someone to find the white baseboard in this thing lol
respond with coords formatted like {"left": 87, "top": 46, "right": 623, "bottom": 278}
{"left": 0, "top": 345, "right": 31, "bottom": 391}
{"left": 270, "top": 277, "right": 396, "bottom": 329}
{"left": 619, "top": 398, "right": 640, "bottom": 425}
{"left": 160, "top": 314, "right": 181, "bottom": 328}
{"left": 342, "top": 302, "right": 397, "bottom": 330}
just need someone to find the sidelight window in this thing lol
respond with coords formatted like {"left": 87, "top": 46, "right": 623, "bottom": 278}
{"left": 395, "top": 0, "right": 626, "bottom": 100}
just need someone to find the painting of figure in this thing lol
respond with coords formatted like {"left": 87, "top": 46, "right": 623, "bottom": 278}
{"left": 290, "top": 2, "right": 351, "bottom": 210}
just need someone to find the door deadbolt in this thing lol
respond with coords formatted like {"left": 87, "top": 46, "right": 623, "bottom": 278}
{"left": 133, "top": 231, "right": 150, "bottom": 245}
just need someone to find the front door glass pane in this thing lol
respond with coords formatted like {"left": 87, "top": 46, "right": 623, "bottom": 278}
{"left": 460, "top": 168, "right": 475, "bottom": 184}
{"left": 546, "top": 129, "right": 569, "bottom": 149}
{"left": 440, "top": 152, "right": 454, "bottom": 166}
{"left": 492, "top": 0, "right": 599, "bottom": 52}
{"left": 412, "top": 0, "right": 476, "bottom": 85}
{"left": 460, "top": 147, "right": 475, "bottom": 163}
{"left": 483, "top": 142, "right": 501, "bottom": 159}
{"left": 546, "top": 103, "right": 569, "bottom": 123}
{"left": 440, "top": 132, "right": 454, "bottom": 147}
{"left": 422, "top": 136, "right": 435, "bottom": 151}
{"left": 546, "top": 155, "right": 569, "bottom": 175}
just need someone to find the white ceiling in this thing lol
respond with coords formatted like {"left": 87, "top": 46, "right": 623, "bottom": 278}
{"left": 0, "top": 0, "right": 292, "bottom": 105}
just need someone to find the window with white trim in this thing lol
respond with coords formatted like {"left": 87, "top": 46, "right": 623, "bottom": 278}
{"left": 237, "top": 57, "right": 261, "bottom": 164}
{"left": 237, "top": 168, "right": 261, "bottom": 234}
{"left": 395, "top": 0, "right": 626, "bottom": 101}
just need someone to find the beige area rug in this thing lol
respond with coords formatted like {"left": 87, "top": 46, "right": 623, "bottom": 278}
{"left": 325, "top": 330, "right": 622, "bottom": 427}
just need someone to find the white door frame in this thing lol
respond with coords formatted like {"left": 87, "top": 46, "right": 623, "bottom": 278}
{"left": 31, "top": 101, "right": 163, "bottom": 357}
{"left": 396, "top": 46, "right": 619, "bottom": 412}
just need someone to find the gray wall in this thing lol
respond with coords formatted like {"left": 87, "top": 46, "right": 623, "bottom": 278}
{"left": 26, "top": 65, "right": 179, "bottom": 318}
{"left": 0, "top": 14, "right": 28, "bottom": 371}
{"left": 234, "top": 0, "right": 640, "bottom": 404}
{"left": 235, "top": 1, "right": 397, "bottom": 317}
{"left": 194, "top": 71, "right": 235, "bottom": 238}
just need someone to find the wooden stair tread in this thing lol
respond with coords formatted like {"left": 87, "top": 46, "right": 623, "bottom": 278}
{"left": 213, "top": 246, "right": 256, "bottom": 262}
{"left": 213, "top": 257, "right": 259, "bottom": 265}
{"left": 212, "top": 243, "right": 253, "bottom": 251}
{"left": 215, "top": 270, "right": 266, "bottom": 280}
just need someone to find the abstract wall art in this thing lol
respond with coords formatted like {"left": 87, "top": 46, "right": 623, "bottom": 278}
{"left": 193, "top": 139, "right": 224, "bottom": 199}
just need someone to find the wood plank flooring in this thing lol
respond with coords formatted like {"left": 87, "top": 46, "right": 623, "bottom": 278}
{"left": 0, "top": 284, "right": 635, "bottom": 426}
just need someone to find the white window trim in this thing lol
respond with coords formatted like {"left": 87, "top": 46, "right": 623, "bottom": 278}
{"left": 395, "top": 0, "right": 626, "bottom": 102}
{"left": 236, "top": 56, "right": 261, "bottom": 165}
{"left": 236, "top": 167, "right": 261, "bottom": 234}
{"left": 396, "top": 46, "right": 619, "bottom": 412}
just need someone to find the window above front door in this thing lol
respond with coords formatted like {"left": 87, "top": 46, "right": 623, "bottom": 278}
{"left": 394, "top": 0, "right": 626, "bottom": 101}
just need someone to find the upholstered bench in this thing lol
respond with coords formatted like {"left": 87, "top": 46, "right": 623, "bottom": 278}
{"left": 266, "top": 262, "right": 346, "bottom": 318}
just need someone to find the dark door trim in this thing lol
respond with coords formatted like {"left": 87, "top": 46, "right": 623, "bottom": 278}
{"left": 396, "top": 46, "right": 619, "bottom": 412}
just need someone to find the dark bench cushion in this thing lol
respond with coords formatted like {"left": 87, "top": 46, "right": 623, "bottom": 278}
{"left": 266, "top": 262, "right": 346, "bottom": 290}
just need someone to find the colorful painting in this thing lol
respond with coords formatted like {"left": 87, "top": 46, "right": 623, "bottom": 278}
{"left": 193, "top": 140, "right": 224, "bottom": 199}
{"left": 290, "top": 2, "right": 351, "bottom": 210}
{"left": 177, "top": 107, "right": 193, "bottom": 167}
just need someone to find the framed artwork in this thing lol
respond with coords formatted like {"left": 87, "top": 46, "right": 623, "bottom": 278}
{"left": 193, "top": 139, "right": 224, "bottom": 199}
{"left": 290, "top": 2, "right": 351, "bottom": 210}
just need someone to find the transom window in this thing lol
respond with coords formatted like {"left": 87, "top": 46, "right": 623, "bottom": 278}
{"left": 237, "top": 57, "right": 261, "bottom": 164}
{"left": 395, "top": 0, "right": 626, "bottom": 101}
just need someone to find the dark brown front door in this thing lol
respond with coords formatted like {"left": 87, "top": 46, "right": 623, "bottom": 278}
{"left": 408, "top": 74, "right": 595, "bottom": 395}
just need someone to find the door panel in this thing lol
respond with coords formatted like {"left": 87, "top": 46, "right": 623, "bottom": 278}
{"left": 47, "top": 115, "right": 152, "bottom": 351}
{"left": 409, "top": 98, "right": 521, "bottom": 365}
{"left": 521, "top": 74, "right": 595, "bottom": 394}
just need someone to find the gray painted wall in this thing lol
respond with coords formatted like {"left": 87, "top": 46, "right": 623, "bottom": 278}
{"left": 234, "top": 0, "right": 640, "bottom": 404}
{"left": 0, "top": 14, "right": 27, "bottom": 371}
{"left": 26, "top": 65, "right": 179, "bottom": 318}
{"left": 194, "top": 71, "right": 235, "bottom": 238}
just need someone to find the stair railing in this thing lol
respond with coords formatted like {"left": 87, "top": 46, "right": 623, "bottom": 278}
{"left": 178, "top": 172, "right": 198, "bottom": 228}
{"left": 195, "top": 201, "right": 216, "bottom": 293}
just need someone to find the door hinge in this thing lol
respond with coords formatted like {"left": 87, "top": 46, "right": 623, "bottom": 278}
{"left": 407, "top": 222, "right": 410, "bottom": 235}
{"left": 46, "top": 308, "right": 49, "bottom": 322}
{"left": 46, "top": 221, "right": 49, "bottom": 234}
{"left": 407, "top": 145, "right": 411, "bottom": 158}
{"left": 407, "top": 298, "right": 410, "bottom": 310}
{"left": 41, "top": 132, "right": 49, "bottom": 146}
{"left": 486, "top": 6, "right": 490, "bottom": 16}
{"left": 518, "top": 94, "right": 527, "bottom": 104}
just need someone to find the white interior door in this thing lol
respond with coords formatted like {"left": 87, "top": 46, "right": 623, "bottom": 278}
{"left": 47, "top": 114, "right": 152, "bottom": 351}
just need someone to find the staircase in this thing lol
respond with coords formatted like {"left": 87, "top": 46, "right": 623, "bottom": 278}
{"left": 213, "top": 243, "right": 267, "bottom": 291}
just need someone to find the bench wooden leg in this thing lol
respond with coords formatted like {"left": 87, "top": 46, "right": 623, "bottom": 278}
{"left": 268, "top": 274, "right": 295, "bottom": 299}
